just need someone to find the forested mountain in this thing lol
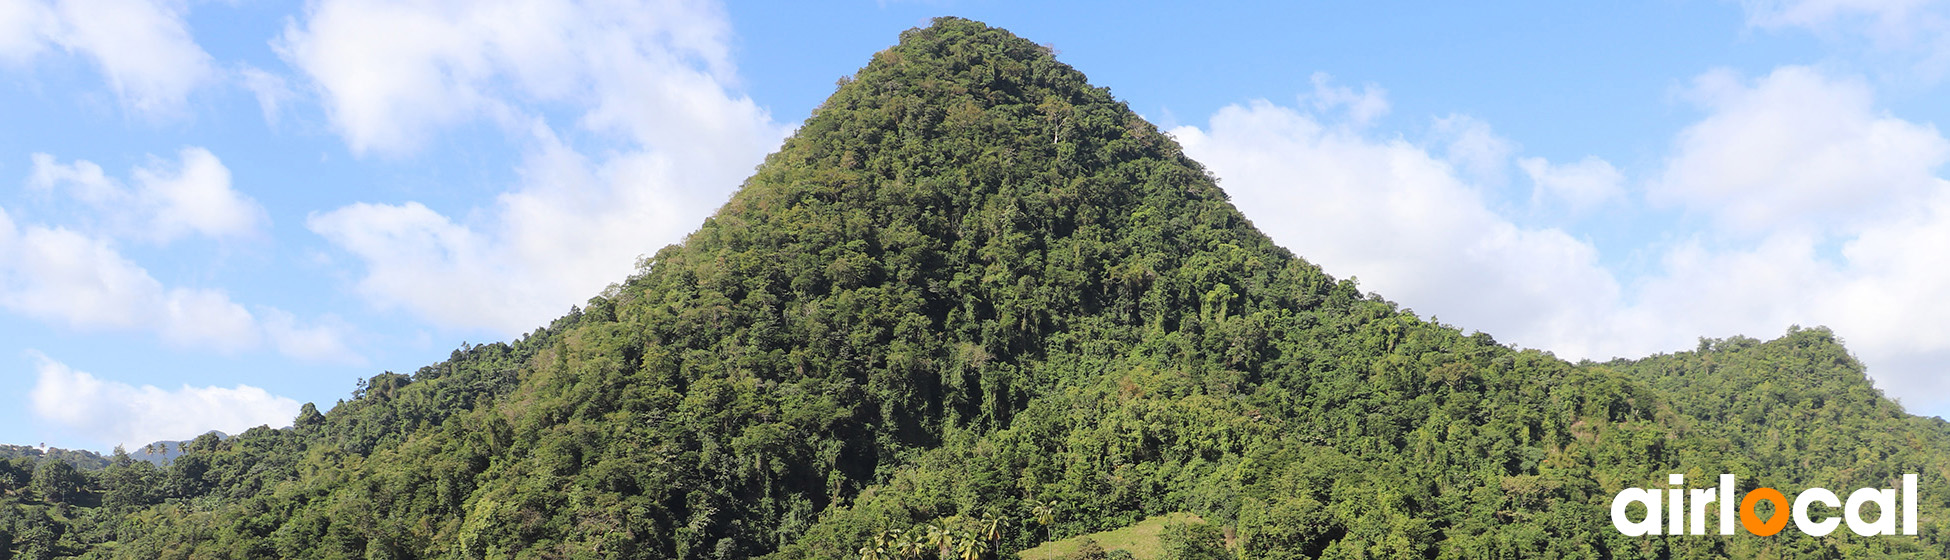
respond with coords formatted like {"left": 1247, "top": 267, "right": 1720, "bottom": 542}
{"left": 0, "top": 447, "right": 108, "bottom": 473}
{"left": 5, "top": 17, "right": 1950, "bottom": 560}
{"left": 115, "top": 433, "right": 228, "bottom": 469}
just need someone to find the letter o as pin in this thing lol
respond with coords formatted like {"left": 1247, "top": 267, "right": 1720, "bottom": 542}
{"left": 1741, "top": 488, "right": 1789, "bottom": 536}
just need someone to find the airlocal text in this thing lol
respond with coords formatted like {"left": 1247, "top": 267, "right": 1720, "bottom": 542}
{"left": 1611, "top": 474, "right": 1918, "bottom": 536}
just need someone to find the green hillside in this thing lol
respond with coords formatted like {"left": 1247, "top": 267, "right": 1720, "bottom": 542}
{"left": 1016, "top": 512, "right": 1208, "bottom": 560}
{"left": 4, "top": 17, "right": 1949, "bottom": 560}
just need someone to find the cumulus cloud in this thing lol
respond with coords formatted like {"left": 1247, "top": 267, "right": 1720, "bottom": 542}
{"left": 308, "top": 125, "right": 760, "bottom": 333}
{"left": 1652, "top": 66, "right": 1949, "bottom": 234}
{"left": 291, "top": 0, "right": 787, "bottom": 334}
{"left": 0, "top": 208, "right": 359, "bottom": 361}
{"left": 0, "top": 0, "right": 54, "bottom": 63}
{"left": 260, "top": 307, "right": 360, "bottom": 364}
{"left": 1519, "top": 155, "right": 1625, "bottom": 212}
{"left": 1430, "top": 114, "right": 1516, "bottom": 185}
{"left": 27, "top": 353, "right": 299, "bottom": 448}
{"left": 0, "top": 213, "right": 170, "bottom": 332}
{"left": 1595, "top": 67, "right": 1950, "bottom": 410}
{"left": 1598, "top": 204, "right": 1950, "bottom": 410}
{"left": 1744, "top": 0, "right": 1941, "bottom": 42}
{"left": 1306, "top": 72, "right": 1390, "bottom": 128}
{"left": 239, "top": 65, "right": 294, "bottom": 126}
{"left": 1596, "top": 68, "right": 1950, "bottom": 409}
{"left": 276, "top": 0, "right": 760, "bottom": 157}
{"left": 0, "top": 0, "right": 215, "bottom": 114}
{"left": 0, "top": 161, "right": 358, "bottom": 363}
{"left": 1742, "top": 0, "right": 1950, "bottom": 79}
{"left": 1180, "top": 65, "right": 1950, "bottom": 414}
{"left": 1172, "top": 100, "right": 1624, "bottom": 359}
{"left": 29, "top": 147, "right": 269, "bottom": 243}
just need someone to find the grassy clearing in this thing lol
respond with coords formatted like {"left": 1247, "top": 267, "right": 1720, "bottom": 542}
{"left": 1016, "top": 512, "right": 1206, "bottom": 560}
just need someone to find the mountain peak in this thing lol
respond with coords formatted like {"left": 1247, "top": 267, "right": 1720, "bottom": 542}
{"left": 21, "top": 19, "right": 1950, "bottom": 560}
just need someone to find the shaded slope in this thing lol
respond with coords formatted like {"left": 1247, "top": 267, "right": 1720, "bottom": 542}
{"left": 11, "top": 17, "right": 1950, "bottom": 560}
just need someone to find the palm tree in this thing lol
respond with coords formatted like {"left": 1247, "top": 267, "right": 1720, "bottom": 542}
{"left": 953, "top": 529, "right": 989, "bottom": 560}
{"left": 893, "top": 529, "right": 925, "bottom": 559}
{"left": 1031, "top": 500, "right": 1058, "bottom": 526}
{"left": 924, "top": 524, "right": 952, "bottom": 557}
{"left": 980, "top": 516, "right": 1006, "bottom": 543}
{"left": 860, "top": 529, "right": 899, "bottom": 560}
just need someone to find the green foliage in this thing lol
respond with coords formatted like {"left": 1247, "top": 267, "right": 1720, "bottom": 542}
{"left": 0, "top": 448, "right": 107, "bottom": 473}
{"left": 1072, "top": 539, "right": 1107, "bottom": 560}
{"left": 1021, "top": 513, "right": 1202, "bottom": 560}
{"left": 27, "top": 463, "right": 82, "bottom": 506}
{"left": 8, "top": 17, "right": 1950, "bottom": 560}
{"left": 1159, "top": 521, "right": 1229, "bottom": 560}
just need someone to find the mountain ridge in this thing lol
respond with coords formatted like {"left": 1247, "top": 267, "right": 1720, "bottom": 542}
{"left": 3, "top": 17, "right": 1946, "bottom": 560}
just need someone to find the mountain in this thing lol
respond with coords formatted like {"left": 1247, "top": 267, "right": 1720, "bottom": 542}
{"left": 124, "top": 432, "right": 227, "bottom": 467}
{"left": 0, "top": 446, "right": 108, "bottom": 471}
{"left": 0, "top": 432, "right": 225, "bottom": 472}
{"left": 6, "top": 17, "right": 1950, "bottom": 560}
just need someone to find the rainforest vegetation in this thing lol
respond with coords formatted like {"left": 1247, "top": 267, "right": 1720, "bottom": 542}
{"left": 5, "top": 17, "right": 1949, "bottom": 560}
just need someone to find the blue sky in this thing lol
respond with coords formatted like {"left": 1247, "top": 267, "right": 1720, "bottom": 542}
{"left": 5, "top": 0, "right": 1950, "bottom": 451}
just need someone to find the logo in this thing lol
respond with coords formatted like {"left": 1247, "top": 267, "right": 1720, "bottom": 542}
{"left": 1611, "top": 474, "right": 1917, "bottom": 536}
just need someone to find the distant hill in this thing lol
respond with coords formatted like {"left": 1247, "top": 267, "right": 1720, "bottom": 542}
{"left": 0, "top": 430, "right": 227, "bottom": 470}
{"left": 0, "top": 444, "right": 107, "bottom": 471}
{"left": 124, "top": 431, "right": 226, "bottom": 467}
{"left": 4, "top": 17, "right": 1949, "bottom": 560}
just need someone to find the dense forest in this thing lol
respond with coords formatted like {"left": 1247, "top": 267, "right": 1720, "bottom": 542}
{"left": 0, "top": 447, "right": 109, "bottom": 472}
{"left": 5, "top": 17, "right": 1949, "bottom": 559}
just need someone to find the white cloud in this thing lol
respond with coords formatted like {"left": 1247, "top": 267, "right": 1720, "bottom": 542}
{"left": 1519, "top": 155, "right": 1625, "bottom": 212}
{"left": 1742, "top": 0, "right": 1950, "bottom": 79}
{"left": 0, "top": 198, "right": 356, "bottom": 362}
{"left": 1593, "top": 206, "right": 1950, "bottom": 410}
{"left": 0, "top": 213, "right": 165, "bottom": 331}
{"left": 0, "top": 211, "right": 267, "bottom": 351}
{"left": 276, "top": 0, "right": 755, "bottom": 157}
{"left": 159, "top": 288, "right": 259, "bottom": 351}
{"left": 0, "top": 0, "right": 55, "bottom": 63}
{"left": 1306, "top": 72, "right": 1389, "bottom": 128}
{"left": 1653, "top": 66, "right": 1949, "bottom": 233}
{"left": 307, "top": 200, "right": 503, "bottom": 327}
{"left": 29, "top": 147, "right": 268, "bottom": 243}
{"left": 309, "top": 125, "right": 763, "bottom": 333}
{"left": 1744, "top": 0, "right": 1940, "bottom": 41}
{"left": 260, "top": 307, "right": 361, "bottom": 364}
{"left": 130, "top": 148, "right": 266, "bottom": 242}
{"left": 292, "top": 0, "right": 787, "bottom": 334}
{"left": 1596, "top": 67, "right": 1950, "bottom": 411}
{"left": 239, "top": 65, "right": 294, "bottom": 126}
{"left": 0, "top": 0, "right": 215, "bottom": 114}
{"left": 27, "top": 352, "right": 299, "bottom": 448}
{"left": 1430, "top": 114, "right": 1516, "bottom": 185}
{"left": 1174, "top": 68, "right": 1950, "bottom": 415}
{"left": 1172, "top": 100, "right": 1624, "bottom": 358}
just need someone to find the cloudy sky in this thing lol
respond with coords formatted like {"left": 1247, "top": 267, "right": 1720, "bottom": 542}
{"left": 4, "top": 0, "right": 1950, "bottom": 451}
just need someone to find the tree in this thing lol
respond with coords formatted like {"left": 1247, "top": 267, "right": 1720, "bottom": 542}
{"left": 1159, "top": 521, "right": 1229, "bottom": 560}
{"left": 0, "top": 457, "right": 28, "bottom": 495}
{"left": 100, "top": 451, "right": 159, "bottom": 510}
{"left": 28, "top": 461, "right": 82, "bottom": 505}
{"left": 951, "top": 529, "right": 987, "bottom": 560}
{"left": 923, "top": 524, "right": 951, "bottom": 557}
{"left": 1069, "top": 539, "right": 1107, "bottom": 560}
{"left": 295, "top": 402, "right": 326, "bottom": 430}
{"left": 979, "top": 516, "right": 1005, "bottom": 544}
{"left": 16, "top": 522, "right": 55, "bottom": 560}
{"left": 1031, "top": 500, "right": 1058, "bottom": 527}
{"left": 894, "top": 529, "right": 925, "bottom": 559}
